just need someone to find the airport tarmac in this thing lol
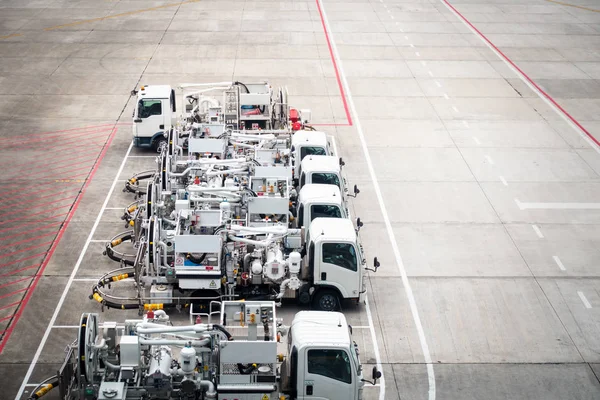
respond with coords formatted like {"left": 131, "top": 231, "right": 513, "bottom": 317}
{"left": 1, "top": 0, "right": 600, "bottom": 399}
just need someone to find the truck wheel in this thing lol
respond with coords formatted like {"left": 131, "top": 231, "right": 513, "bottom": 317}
{"left": 152, "top": 137, "right": 167, "bottom": 152}
{"left": 313, "top": 290, "right": 340, "bottom": 311}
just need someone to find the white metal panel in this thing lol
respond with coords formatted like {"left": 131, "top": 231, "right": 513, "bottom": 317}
{"left": 255, "top": 166, "right": 293, "bottom": 179}
{"left": 174, "top": 234, "right": 221, "bottom": 253}
{"left": 188, "top": 138, "right": 227, "bottom": 154}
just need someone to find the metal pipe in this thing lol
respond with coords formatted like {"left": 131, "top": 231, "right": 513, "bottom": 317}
{"left": 138, "top": 338, "right": 210, "bottom": 346}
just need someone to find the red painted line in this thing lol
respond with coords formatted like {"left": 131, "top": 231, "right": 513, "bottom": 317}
{"left": 0, "top": 250, "right": 49, "bottom": 266}
{"left": 0, "top": 264, "right": 39, "bottom": 279}
{"left": 0, "top": 148, "right": 101, "bottom": 172}
{"left": 0, "top": 127, "right": 117, "bottom": 353}
{"left": 0, "top": 276, "right": 32, "bottom": 291}
{"left": 0, "top": 301, "right": 21, "bottom": 312}
{"left": 0, "top": 213, "right": 68, "bottom": 235}
{"left": 0, "top": 288, "right": 27, "bottom": 301}
{"left": 441, "top": 0, "right": 599, "bottom": 147}
{"left": 24, "top": 157, "right": 97, "bottom": 179}
{"left": 315, "top": 0, "right": 353, "bottom": 127}
{"left": 42, "top": 132, "right": 111, "bottom": 151}
{"left": 6, "top": 127, "right": 113, "bottom": 147}
{"left": 15, "top": 123, "right": 117, "bottom": 138}
{"left": 0, "top": 195, "right": 76, "bottom": 221}
{"left": 0, "top": 180, "right": 63, "bottom": 197}
{"left": 0, "top": 231, "right": 57, "bottom": 252}
{"left": 0, "top": 187, "right": 78, "bottom": 211}
{"left": 0, "top": 314, "right": 15, "bottom": 323}
{"left": 0, "top": 242, "right": 53, "bottom": 260}
{"left": 0, "top": 203, "right": 72, "bottom": 227}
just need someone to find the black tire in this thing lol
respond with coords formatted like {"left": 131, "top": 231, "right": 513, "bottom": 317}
{"left": 312, "top": 289, "right": 340, "bottom": 311}
{"left": 152, "top": 136, "right": 167, "bottom": 152}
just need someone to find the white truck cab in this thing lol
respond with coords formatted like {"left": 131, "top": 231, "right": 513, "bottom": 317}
{"left": 303, "top": 217, "right": 375, "bottom": 310}
{"left": 298, "top": 155, "right": 359, "bottom": 201}
{"left": 295, "top": 184, "right": 348, "bottom": 232}
{"left": 281, "top": 310, "right": 379, "bottom": 400}
{"left": 291, "top": 130, "right": 331, "bottom": 161}
{"left": 132, "top": 85, "right": 176, "bottom": 150}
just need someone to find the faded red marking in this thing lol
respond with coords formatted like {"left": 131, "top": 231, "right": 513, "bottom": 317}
{"left": 0, "top": 277, "right": 32, "bottom": 291}
{"left": 0, "top": 126, "right": 118, "bottom": 354}
{"left": 0, "top": 188, "right": 79, "bottom": 211}
{"left": 6, "top": 127, "right": 113, "bottom": 148}
{"left": 315, "top": 0, "right": 353, "bottom": 127}
{"left": 0, "top": 196, "right": 76, "bottom": 221}
{"left": 0, "top": 148, "right": 102, "bottom": 172}
{"left": 0, "top": 288, "right": 27, "bottom": 301}
{"left": 0, "top": 253, "right": 47, "bottom": 269}
{"left": 441, "top": 0, "right": 599, "bottom": 146}
{"left": 0, "top": 265, "right": 40, "bottom": 279}
{"left": 0, "top": 214, "right": 69, "bottom": 235}
{"left": 0, "top": 203, "right": 72, "bottom": 227}
{"left": 0, "top": 231, "right": 57, "bottom": 252}
{"left": 0, "top": 301, "right": 21, "bottom": 312}
{"left": 0, "top": 222, "right": 62, "bottom": 242}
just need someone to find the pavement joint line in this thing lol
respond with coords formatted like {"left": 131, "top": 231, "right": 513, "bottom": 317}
{"left": 318, "top": 1, "right": 434, "bottom": 399}
{"left": 15, "top": 141, "right": 134, "bottom": 400}
{"left": 553, "top": 256, "right": 566, "bottom": 271}
{"left": 43, "top": 0, "right": 202, "bottom": 31}
{"left": 472, "top": 136, "right": 481, "bottom": 145}
{"left": 499, "top": 176, "right": 508, "bottom": 186}
{"left": 515, "top": 198, "right": 600, "bottom": 210}
{"left": 578, "top": 291, "right": 592, "bottom": 309}
{"left": 545, "top": 0, "right": 600, "bottom": 13}
{"left": 532, "top": 225, "right": 545, "bottom": 238}
{"left": 485, "top": 155, "right": 494, "bottom": 165}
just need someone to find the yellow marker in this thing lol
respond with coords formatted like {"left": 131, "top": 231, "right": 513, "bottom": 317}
{"left": 129, "top": 220, "right": 135, "bottom": 226}
{"left": 112, "top": 273, "right": 129, "bottom": 282}
{"left": 144, "top": 303, "right": 164, "bottom": 310}
{"left": 93, "top": 293, "right": 103, "bottom": 303}
{"left": 111, "top": 238, "right": 122, "bottom": 247}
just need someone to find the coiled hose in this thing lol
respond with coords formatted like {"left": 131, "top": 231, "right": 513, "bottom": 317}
{"left": 28, "top": 376, "right": 59, "bottom": 399}
{"left": 103, "top": 231, "right": 135, "bottom": 266}
{"left": 123, "top": 170, "right": 155, "bottom": 194}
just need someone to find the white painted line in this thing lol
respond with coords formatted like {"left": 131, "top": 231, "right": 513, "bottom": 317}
{"left": 452, "top": 106, "right": 459, "bottom": 113}
{"left": 89, "top": 239, "right": 109, "bottom": 243}
{"left": 73, "top": 278, "right": 101, "bottom": 282}
{"left": 319, "top": 2, "right": 434, "bottom": 399}
{"left": 24, "top": 384, "right": 39, "bottom": 387}
{"left": 553, "top": 256, "right": 566, "bottom": 271}
{"left": 462, "top": 120, "right": 469, "bottom": 127}
{"left": 472, "top": 136, "right": 481, "bottom": 145}
{"left": 409, "top": 43, "right": 415, "bottom": 48}
{"left": 416, "top": 51, "right": 421, "bottom": 57}
{"left": 485, "top": 155, "right": 494, "bottom": 165}
{"left": 443, "top": 93, "right": 449, "bottom": 100}
{"left": 532, "top": 225, "right": 544, "bottom": 238}
{"left": 439, "top": 0, "right": 600, "bottom": 156}
{"left": 514, "top": 199, "right": 600, "bottom": 210}
{"left": 499, "top": 176, "right": 508, "bottom": 186}
{"left": 52, "top": 325, "right": 79, "bottom": 329}
{"left": 400, "top": 28, "right": 404, "bottom": 32}
{"left": 404, "top": 35, "right": 409, "bottom": 40}
{"left": 428, "top": 70, "right": 434, "bottom": 77}
{"left": 578, "top": 291, "right": 592, "bottom": 309}
{"left": 350, "top": 326, "right": 371, "bottom": 329}
{"left": 421, "top": 60, "right": 427, "bottom": 66}
{"left": 390, "top": 14, "right": 395, "bottom": 19}
{"left": 15, "top": 142, "right": 135, "bottom": 400}
{"left": 104, "top": 207, "right": 122, "bottom": 210}
{"left": 435, "top": 80, "right": 441, "bottom": 88}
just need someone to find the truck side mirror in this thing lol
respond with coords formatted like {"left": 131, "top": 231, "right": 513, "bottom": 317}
{"left": 134, "top": 118, "right": 142, "bottom": 123}
{"left": 372, "top": 366, "right": 382, "bottom": 382}
{"left": 356, "top": 217, "right": 363, "bottom": 232}
{"left": 362, "top": 366, "right": 382, "bottom": 385}
{"left": 130, "top": 89, "right": 138, "bottom": 96}
{"left": 339, "top": 157, "right": 345, "bottom": 167}
{"left": 366, "top": 257, "right": 380, "bottom": 273}
{"left": 349, "top": 184, "right": 360, "bottom": 198}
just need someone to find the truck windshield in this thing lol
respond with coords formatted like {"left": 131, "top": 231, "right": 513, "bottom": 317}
{"left": 311, "top": 173, "right": 340, "bottom": 188}
{"left": 310, "top": 205, "right": 342, "bottom": 221}
{"left": 300, "top": 146, "right": 326, "bottom": 160}
{"left": 322, "top": 243, "right": 357, "bottom": 272}
{"left": 307, "top": 349, "right": 352, "bottom": 384}
{"left": 138, "top": 99, "right": 162, "bottom": 119}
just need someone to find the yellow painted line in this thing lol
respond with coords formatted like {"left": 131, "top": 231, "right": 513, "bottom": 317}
{"left": 44, "top": 0, "right": 201, "bottom": 31}
{"left": 0, "top": 33, "right": 22, "bottom": 40}
{"left": 545, "top": 0, "right": 600, "bottom": 13}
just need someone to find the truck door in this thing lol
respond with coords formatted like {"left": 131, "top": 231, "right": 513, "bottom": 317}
{"left": 135, "top": 98, "right": 166, "bottom": 140}
{"left": 302, "top": 348, "right": 354, "bottom": 400}
{"left": 318, "top": 242, "right": 360, "bottom": 299}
